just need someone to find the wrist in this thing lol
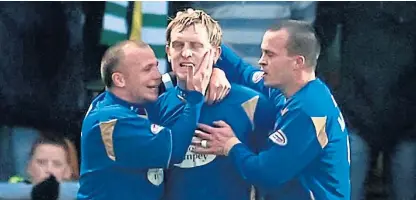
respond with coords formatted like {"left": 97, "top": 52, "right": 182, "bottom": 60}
{"left": 223, "top": 137, "right": 241, "bottom": 156}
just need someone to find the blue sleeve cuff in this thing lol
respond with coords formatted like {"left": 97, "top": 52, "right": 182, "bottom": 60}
{"left": 229, "top": 142, "right": 250, "bottom": 159}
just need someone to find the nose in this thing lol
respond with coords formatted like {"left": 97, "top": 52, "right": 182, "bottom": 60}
{"left": 43, "top": 162, "right": 53, "bottom": 174}
{"left": 258, "top": 56, "right": 266, "bottom": 69}
{"left": 181, "top": 48, "right": 192, "bottom": 58}
{"left": 155, "top": 72, "right": 162, "bottom": 81}
{"left": 152, "top": 68, "right": 162, "bottom": 82}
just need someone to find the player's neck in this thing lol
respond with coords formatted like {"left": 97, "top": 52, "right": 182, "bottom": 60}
{"left": 283, "top": 71, "right": 316, "bottom": 98}
{"left": 177, "top": 80, "right": 187, "bottom": 92}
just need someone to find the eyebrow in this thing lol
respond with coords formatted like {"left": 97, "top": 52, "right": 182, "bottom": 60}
{"left": 172, "top": 38, "right": 205, "bottom": 44}
{"left": 145, "top": 61, "right": 159, "bottom": 68}
{"left": 262, "top": 49, "right": 274, "bottom": 54}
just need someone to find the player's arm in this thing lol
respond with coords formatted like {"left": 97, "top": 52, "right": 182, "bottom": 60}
{"left": 103, "top": 91, "right": 204, "bottom": 169}
{"left": 228, "top": 109, "right": 327, "bottom": 189}
{"left": 216, "top": 44, "right": 272, "bottom": 96}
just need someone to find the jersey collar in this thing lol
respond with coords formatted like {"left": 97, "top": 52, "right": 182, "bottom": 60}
{"left": 105, "top": 90, "right": 148, "bottom": 115}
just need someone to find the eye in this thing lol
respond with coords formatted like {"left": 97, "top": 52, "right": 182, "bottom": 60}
{"left": 263, "top": 50, "right": 275, "bottom": 57}
{"left": 143, "top": 62, "right": 158, "bottom": 72}
{"left": 36, "top": 159, "right": 48, "bottom": 166}
{"left": 52, "top": 160, "right": 63, "bottom": 168}
{"left": 143, "top": 66, "right": 151, "bottom": 71}
{"left": 171, "top": 41, "right": 184, "bottom": 49}
{"left": 191, "top": 42, "right": 204, "bottom": 49}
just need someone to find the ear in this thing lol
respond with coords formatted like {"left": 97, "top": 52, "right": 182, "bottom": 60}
{"left": 294, "top": 55, "right": 306, "bottom": 69}
{"left": 112, "top": 72, "right": 126, "bottom": 87}
{"left": 213, "top": 46, "right": 222, "bottom": 65}
{"left": 165, "top": 45, "right": 171, "bottom": 63}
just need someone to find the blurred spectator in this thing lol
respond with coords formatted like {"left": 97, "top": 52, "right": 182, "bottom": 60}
{"left": 8, "top": 135, "right": 79, "bottom": 184}
{"left": 315, "top": 2, "right": 416, "bottom": 199}
{"left": 26, "top": 136, "right": 72, "bottom": 184}
{"left": 0, "top": 1, "right": 86, "bottom": 186}
{"left": 192, "top": 1, "right": 316, "bottom": 66}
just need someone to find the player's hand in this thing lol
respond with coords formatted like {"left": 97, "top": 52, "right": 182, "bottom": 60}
{"left": 191, "top": 120, "right": 240, "bottom": 156}
{"left": 205, "top": 68, "right": 231, "bottom": 104}
{"left": 186, "top": 49, "right": 214, "bottom": 96}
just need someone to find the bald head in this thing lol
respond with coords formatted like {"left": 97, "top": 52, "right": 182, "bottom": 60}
{"left": 100, "top": 40, "right": 150, "bottom": 88}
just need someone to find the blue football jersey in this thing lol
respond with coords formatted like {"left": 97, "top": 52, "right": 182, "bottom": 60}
{"left": 78, "top": 90, "right": 203, "bottom": 200}
{"left": 154, "top": 84, "right": 276, "bottom": 200}
{"left": 217, "top": 44, "right": 351, "bottom": 200}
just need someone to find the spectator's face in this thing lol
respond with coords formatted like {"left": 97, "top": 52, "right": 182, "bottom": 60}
{"left": 258, "top": 29, "right": 297, "bottom": 88}
{"left": 117, "top": 46, "right": 161, "bottom": 103}
{"left": 27, "top": 144, "right": 70, "bottom": 184}
{"left": 167, "top": 23, "right": 217, "bottom": 82}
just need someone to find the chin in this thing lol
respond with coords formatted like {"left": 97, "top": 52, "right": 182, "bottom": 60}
{"left": 264, "top": 80, "right": 279, "bottom": 88}
{"left": 263, "top": 79, "right": 272, "bottom": 87}
{"left": 146, "top": 94, "right": 159, "bottom": 102}
{"left": 175, "top": 72, "right": 186, "bottom": 80}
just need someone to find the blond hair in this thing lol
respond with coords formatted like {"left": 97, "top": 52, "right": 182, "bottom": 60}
{"left": 166, "top": 9, "right": 222, "bottom": 47}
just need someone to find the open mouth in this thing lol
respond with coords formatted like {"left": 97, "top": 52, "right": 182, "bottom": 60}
{"left": 180, "top": 63, "right": 194, "bottom": 68}
{"left": 147, "top": 85, "right": 159, "bottom": 92}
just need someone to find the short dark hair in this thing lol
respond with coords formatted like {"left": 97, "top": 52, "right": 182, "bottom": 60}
{"left": 100, "top": 40, "right": 149, "bottom": 88}
{"left": 29, "top": 135, "right": 70, "bottom": 163}
{"left": 269, "top": 20, "right": 321, "bottom": 67}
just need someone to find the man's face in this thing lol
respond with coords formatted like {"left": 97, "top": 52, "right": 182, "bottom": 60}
{"left": 259, "top": 29, "right": 297, "bottom": 88}
{"left": 167, "top": 23, "right": 219, "bottom": 81}
{"left": 118, "top": 46, "right": 161, "bottom": 103}
{"left": 28, "top": 144, "right": 70, "bottom": 184}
